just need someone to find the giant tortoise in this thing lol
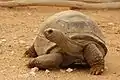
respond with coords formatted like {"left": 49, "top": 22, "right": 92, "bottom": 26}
{"left": 25, "top": 10, "right": 107, "bottom": 75}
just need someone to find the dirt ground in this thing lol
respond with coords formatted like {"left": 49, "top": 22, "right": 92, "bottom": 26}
{"left": 0, "top": 6, "right": 120, "bottom": 80}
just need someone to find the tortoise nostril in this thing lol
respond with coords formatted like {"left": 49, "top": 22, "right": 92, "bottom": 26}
{"left": 48, "top": 29, "right": 53, "bottom": 34}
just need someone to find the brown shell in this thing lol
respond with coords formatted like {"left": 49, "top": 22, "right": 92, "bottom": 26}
{"left": 34, "top": 10, "right": 107, "bottom": 56}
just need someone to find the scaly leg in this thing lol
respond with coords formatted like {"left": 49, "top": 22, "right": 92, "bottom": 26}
{"left": 84, "top": 43, "right": 105, "bottom": 75}
{"left": 27, "top": 53, "right": 63, "bottom": 69}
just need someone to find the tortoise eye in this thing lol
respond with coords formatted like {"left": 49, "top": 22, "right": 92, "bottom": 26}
{"left": 48, "top": 29, "right": 53, "bottom": 34}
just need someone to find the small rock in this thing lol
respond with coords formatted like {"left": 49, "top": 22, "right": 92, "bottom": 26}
{"left": 66, "top": 68, "right": 73, "bottom": 73}
{"left": 60, "top": 69, "right": 65, "bottom": 73}
{"left": 11, "top": 66, "right": 16, "bottom": 68}
{"left": 45, "top": 69, "right": 50, "bottom": 73}
{"left": 19, "top": 40, "right": 26, "bottom": 44}
{"left": 10, "top": 51, "right": 14, "bottom": 54}
{"left": 105, "top": 66, "right": 108, "bottom": 71}
{"left": 108, "top": 22, "right": 115, "bottom": 26}
{"left": 27, "top": 13, "right": 31, "bottom": 16}
{"left": 31, "top": 67, "right": 39, "bottom": 72}
{"left": 29, "top": 67, "right": 39, "bottom": 76}
{"left": 1, "top": 39, "right": 6, "bottom": 42}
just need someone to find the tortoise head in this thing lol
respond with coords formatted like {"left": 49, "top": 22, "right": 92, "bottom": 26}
{"left": 43, "top": 28, "right": 68, "bottom": 44}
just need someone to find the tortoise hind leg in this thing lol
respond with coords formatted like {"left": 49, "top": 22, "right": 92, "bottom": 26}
{"left": 24, "top": 45, "right": 38, "bottom": 58}
{"left": 27, "top": 53, "right": 63, "bottom": 69}
{"left": 83, "top": 43, "right": 105, "bottom": 75}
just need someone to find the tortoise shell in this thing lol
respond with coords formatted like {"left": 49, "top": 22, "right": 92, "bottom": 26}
{"left": 34, "top": 10, "right": 107, "bottom": 56}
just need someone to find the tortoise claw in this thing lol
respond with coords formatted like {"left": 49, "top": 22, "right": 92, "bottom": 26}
{"left": 24, "top": 45, "right": 38, "bottom": 58}
{"left": 90, "top": 65, "right": 104, "bottom": 75}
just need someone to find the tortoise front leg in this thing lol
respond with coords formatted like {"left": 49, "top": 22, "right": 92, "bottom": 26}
{"left": 84, "top": 43, "right": 105, "bottom": 75}
{"left": 24, "top": 45, "right": 38, "bottom": 58}
{"left": 27, "top": 53, "right": 63, "bottom": 69}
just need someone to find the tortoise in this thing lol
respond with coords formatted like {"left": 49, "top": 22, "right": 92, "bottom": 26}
{"left": 25, "top": 10, "right": 107, "bottom": 75}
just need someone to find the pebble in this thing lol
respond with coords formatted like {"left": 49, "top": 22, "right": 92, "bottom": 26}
{"left": 31, "top": 67, "right": 39, "bottom": 72}
{"left": 11, "top": 66, "right": 16, "bottom": 68}
{"left": 27, "top": 13, "right": 31, "bottom": 16}
{"left": 10, "top": 51, "right": 14, "bottom": 54}
{"left": 19, "top": 40, "right": 26, "bottom": 44}
{"left": 45, "top": 69, "right": 50, "bottom": 73}
{"left": 25, "top": 46, "right": 30, "bottom": 49}
{"left": 29, "top": 67, "right": 39, "bottom": 76}
{"left": 105, "top": 66, "right": 108, "bottom": 70}
{"left": 66, "top": 68, "right": 73, "bottom": 73}
{"left": 1, "top": 39, "right": 6, "bottom": 42}
{"left": 0, "top": 39, "right": 6, "bottom": 46}
{"left": 105, "top": 66, "right": 109, "bottom": 72}
{"left": 107, "top": 22, "right": 115, "bottom": 26}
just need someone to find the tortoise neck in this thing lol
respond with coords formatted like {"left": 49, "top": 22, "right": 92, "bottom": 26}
{"left": 56, "top": 35, "right": 83, "bottom": 54}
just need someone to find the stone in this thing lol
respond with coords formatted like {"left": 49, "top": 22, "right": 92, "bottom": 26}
{"left": 45, "top": 69, "right": 50, "bottom": 73}
{"left": 66, "top": 68, "right": 73, "bottom": 73}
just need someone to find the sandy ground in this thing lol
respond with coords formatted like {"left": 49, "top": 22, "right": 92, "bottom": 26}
{"left": 0, "top": 6, "right": 120, "bottom": 80}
